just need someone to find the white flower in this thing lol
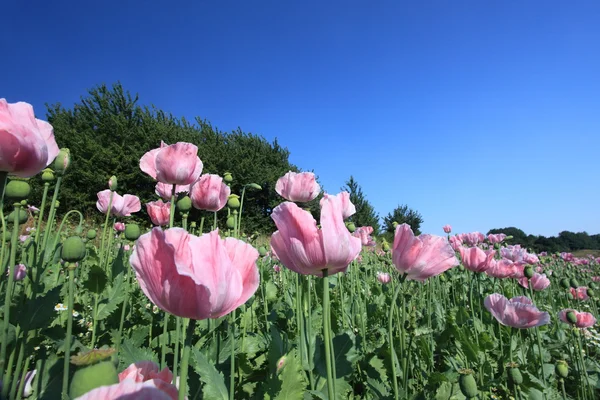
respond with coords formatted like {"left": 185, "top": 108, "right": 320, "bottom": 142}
{"left": 54, "top": 303, "right": 68, "bottom": 312}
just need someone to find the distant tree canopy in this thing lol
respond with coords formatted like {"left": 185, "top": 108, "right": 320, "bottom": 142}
{"left": 341, "top": 176, "right": 380, "bottom": 235}
{"left": 487, "top": 227, "right": 600, "bottom": 253}
{"left": 382, "top": 204, "right": 424, "bottom": 242}
{"left": 37, "top": 82, "right": 317, "bottom": 234}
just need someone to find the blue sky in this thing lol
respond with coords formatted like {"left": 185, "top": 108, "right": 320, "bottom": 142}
{"left": 2, "top": 1, "right": 599, "bottom": 237}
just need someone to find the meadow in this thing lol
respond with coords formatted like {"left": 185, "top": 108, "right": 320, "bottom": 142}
{"left": 1, "top": 98, "right": 599, "bottom": 400}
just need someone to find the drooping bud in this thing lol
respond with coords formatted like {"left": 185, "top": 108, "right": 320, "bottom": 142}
{"left": 108, "top": 176, "right": 118, "bottom": 191}
{"left": 53, "top": 148, "right": 71, "bottom": 175}
{"left": 41, "top": 168, "right": 55, "bottom": 182}
{"left": 86, "top": 229, "right": 97, "bottom": 240}
{"left": 12, "top": 264, "right": 27, "bottom": 281}
{"left": 176, "top": 195, "right": 192, "bottom": 212}
{"left": 247, "top": 183, "right": 262, "bottom": 190}
{"left": 5, "top": 179, "right": 31, "bottom": 201}
{"left": 124, "top": 224, "right": 141, "bottom": 241}
{"left": 61, "top": 236, "right": 87, "bottom": 263}
{"left": 346, "top": 222, "right": 356, "bottom": 233}
{"left": 227, "top": 194, "right": 240, "bottom": 209}
{"left": 566, "top": 311, "right": 578, "bottom": 324}
{"left": 223, "top": 172, "right": 233, "bottom": 183}
{"left": 458, "top": 370, "right": 478, "bottom": 399}
{"left": 556, "top": 361, "right": 569, "bottom": 378}
{"left": 524, "top": 266, "right": 534, "bottom": 279}
{"left": 69, "top": 360, "right": 119, "bottom": 399}
{"left": 113, "top": 222, "right": 125, "bottom": 233}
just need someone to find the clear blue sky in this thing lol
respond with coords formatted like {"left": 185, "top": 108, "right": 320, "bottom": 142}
{"left": 2, "top": 1, "right": 599, "bottom": 237}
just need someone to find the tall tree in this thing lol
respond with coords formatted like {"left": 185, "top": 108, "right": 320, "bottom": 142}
{"left": 341, "top": 176, "right": 380, "bottom": 235}
{"left": 382, "top": 204, "right": 424, "bottom": 237}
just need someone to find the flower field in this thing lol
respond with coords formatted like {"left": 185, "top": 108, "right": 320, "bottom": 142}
{"left": 1, "top": 98, "right": 599, "bottom": 399}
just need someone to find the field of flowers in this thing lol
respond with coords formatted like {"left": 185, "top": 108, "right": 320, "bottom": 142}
{"left": 1, "top": 98, "right": 599, "bottom": 399}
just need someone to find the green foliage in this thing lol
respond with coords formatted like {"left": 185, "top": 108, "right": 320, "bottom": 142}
{"left": 488, "top": 226, "right": 600, "bottom": 253}
{"left": 382, "top": 204, "right": 424, "bottom": 241}
{"left": 191, "top": 348, "right": 229, "bottom": 400}
{"left": 40, "top": 82, "right": 303, "bottom": 233}
{"left": 341, "top": 176, "right": 380, "bottom": 235}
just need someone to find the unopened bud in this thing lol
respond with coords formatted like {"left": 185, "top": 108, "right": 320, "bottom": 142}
{"left": 223, "top": 172, "right": 233, "bottom": 183}
{"left": 41, "top": 168, "right": 55, "bottom": 182}
{"left": 556, "top": 361, "right": 569, "bottom": 378}
{"left": 524, "top": 266, "right": 534, "bottom": 279}
{"left": 566, "top": 311, "right": 578, "bottom": 324}
{"left": 176, "top": 196, "right": 192, "bottom": 212}
{"left": 458, "top": 370, "right": 478, "bottom": 399}
{"left": 346, "top": 222, "right": 356, "bottom": 233}
{"left": 53, "top": 148, "right": 71, "bottom": 175}
{"left": 108, "top": 176, "right": 118, "bottom": 191}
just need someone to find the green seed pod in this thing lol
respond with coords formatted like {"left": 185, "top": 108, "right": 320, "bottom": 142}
{"left": 53, "top": 148, "right": 71, "bottom": 175}
{"left": 176, "top": 195, "right": 192, "bottom": 212}
{"left": 566, "top": 311, "right": 578, "bottom": 324}
{"left": 227, "top": 194, "right": 240, "bottom": 209}
{"left": 226, "top": 216, "right": 236, "bottom": 229}
{"left": 69, "top": 360, "right": 119, "bottom": 399}
{"left": 590, "top": 282, "right": 599, "bottom": 290}
{"left": 459, "top": 373, "right": 478, "bottom": 399}
{"left": 3, "top": 230, "right": 11, "bottom": 242}
{"left": 247, "top": 183, "right": 262, "bottom": 190}
{"left": 556, "top": 361, "right": 569, "bottom": 378}
{"left": 570, "top": 278, "right": 580, "bottom": 288}
{"left": 524, "top": 266, "right": 534, "bottom": 279}
{"left": 508, "top": 367, "right": 523, "bottom": 386}
{"left": 108, "top": 176, "right": 118, "bottom": 191}
{"left": 41, "top": 168, "right": 55, "bottom": 182}
{"left": 346, "top": 222, "right": 356, "bottom": 233}
{"left": 61, "top": 236, "right": 87, "bottom": 262}
{"left": 124, "top": 224, "right": 141, "bottom": 241}
{"left": 258, "top": 246, "right": 268, "bottom": 257}
{"left": 587, "top": 288, "right": 596, "bottom": 298}
{"left": 190, "top": 222, "right": 197, "bottom": 228}
{"left": 8, "top": 209, "right": 28, "bottom": 225}
{"left": 5, "top": 180, "right": 31, "bottom": 201}
{"left": 20, "top": 199, "right": 27, "bottom": 206}
{"left": 223, "top": 172, "right": 233, "bottom": 183}
{"left": 86, "top": 229, "right": 97, "bottom": 240}
{"left": 382, "top": 242, "right": 390, "bottom": 252}
{"left": 560, "top": 278, "right": 570, "bottom": 289}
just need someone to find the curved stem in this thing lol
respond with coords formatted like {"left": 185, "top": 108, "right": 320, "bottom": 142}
{"left": 237, "top": 186, "right": 247, "bottom": 235}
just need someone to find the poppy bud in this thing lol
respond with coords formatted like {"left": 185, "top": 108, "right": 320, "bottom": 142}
{"left": 566, "top": 311, "right": 578, "bottom": 324}
{"left": 508, "top": 367, "right": 523, "bottom": 386}
{"left": 5, "top": 179, "right": 31, "bottom": 201}
{"left": 247, "top": 183, "right": 262, "bottom": 190}
{"left": 346, "top": 222, "right": 356, "bottom": 233}
{"left": 53, "top": 148, "right": 71, "bottom": 175}
{"left": 570, "top": 278, "right": 580, "bottom": 288}
{"left": 223, "top": 172, "right": 233, "bottom": 183}
{"left": 8, "top": 208, "right": 28, "bottom": 225}
{"left": 86, "top": 229, "right": 97, "bottom": 240}
{"left": 524, "top": 266, "right": 534, "bottom": 279}
{"left": 556, "top": 361, "right": 569, "bottom": 378}
{"left": 61, "top": 236, "right": 86, "bottom": 262}
{"left": 124, "top": 224, "right": 141, "bottom": 241}
{"left": 258, "top": 246, "right": 268, "bottom": 257}
{"left": 560, "top": 278, "right": 570, "bottom": 289}
{"left": 587, "top": 288, "right": 596, "bottom": 298}
{"left": 459, "top": 371, "right": 478, "bottom": 399}
{"left": 108, "top": 176, "right": 118, "bottom": 191}
{"left": 226, "top": 216, "right": 236, "bottom": 229}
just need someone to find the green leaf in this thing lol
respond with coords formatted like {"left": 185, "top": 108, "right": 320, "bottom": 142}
{"left": 20, "top": 286, "right": 61, "bottom": 330}
{"left": 118, "top": 338, "right": 157, "bottom": 370}
{"left": 96, "top": 273, "right": 128, "bottom": 320}
{"left": 275, "top": 350, "right": 306, "bottom": 400}
{"left": 191, "top": 348, "right": 229, "bottom": 400}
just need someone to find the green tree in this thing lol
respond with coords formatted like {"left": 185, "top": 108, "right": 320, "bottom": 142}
{"left": 382, "top": 204, "right": 424, "bottom": 240}
{"left": 340, "top": 176, "right": 380, "bottom": 235}
{"left": 37, "top": 82, "right": 303, "bottom": 234}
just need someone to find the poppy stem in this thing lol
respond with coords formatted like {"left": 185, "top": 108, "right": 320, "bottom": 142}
{"left": 178, "top": 318, "right": 196, "bottom": 400}
{"left": 388, "top": 273, "right": 407, "bottom": 400}
{"left": 322, "top": 268, "right": 336, "bottom": 400}
{"left": 61, "top": 266, "right": 76, "bottom": 398}
{"left": 229, "top": 309, "right": 236, "bottom": 400}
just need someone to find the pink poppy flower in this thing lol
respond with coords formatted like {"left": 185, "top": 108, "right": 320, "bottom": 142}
{"left": 539, "top": 251, "right": 547, "bottom": 257}
{"left": 484, "top": 293, "right": 550, "bottom": 329}
{"left": 273, "top": 265, "right": 281, "bottom": 273}
{"left": 96, "top": 190, "right": 141, "bottom": 217}
{"left": 190, "top": 174, "right": 231, "bottom": 212}
{"left": 140, "top": 141, "right": 203, "bottom": 185}
{"left": 146, "top": 200, "right": 171, "bottom": 227}
{"left": 155, "top": 182, "right": 190, "bottom": 201}
{"left": 0, "top": 99, "right": 59, "bottom": 177}
{"left": 485, "top": 259, "right": 522, "bottom": 279}
{"left": 391, "top": 224, "right": 459, "bottom": 282}
{"left": 7, "top": 264, "right": 27, "bottom": 281}
{"left": 570, "top": 287, "right": 589, "bottom": 300}
{"left": 560, "top": 252, "right": 574, "bottom": 262}
{"left": 487, "top": 233, "right": 507, "bottom": 244}
{"left": 458, "top": 232, "right": 486, "bottom": 246}
{"left": 522, "top": 253, "right": 540, "bottom": 265}
{"left": 114, "top": 222, "right": 126, "bottom": 232}
{"left": 275, "top": 171, "right": 321, "bottom": 203}
{"left": 353, "top": 226, "right": 376, "bottom": 246}
{"left": 377, "top": 272, "right": 391, "bottom": 284}
{"left": 442, "top": 225, "right": 452, "bottom": 234}
{"left": 130, "top": 228, "right": 259, "bottom": 320}
{"left": 558, "top": 309, "right": 597, "bottom": 328}
{"left": 500, "top": 245, "right": 527, "bottom": 262}
{"left": 270, "top": 193, "right": 362, "bottom": 277}
{"left": 74, "top": 378, "right": 177, "bottom": 400}
{"left": 518, "top": 273, "right": 550, "bottom": 291}
{"left": 448, "top": 235, "right": 462, "bottom": 251}
{"left": 336, "top": 192, "right": 356, "bottom": 219}
{"left": 118, "top": 361, "right": 173, "bottom": 384}
{"left": 458, "top": 246, "right": 495, "bottom": 273}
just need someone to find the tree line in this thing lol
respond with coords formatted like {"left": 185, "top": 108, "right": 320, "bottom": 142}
{"left": 487, "top": 227, "right": 600, "bottom": 253}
